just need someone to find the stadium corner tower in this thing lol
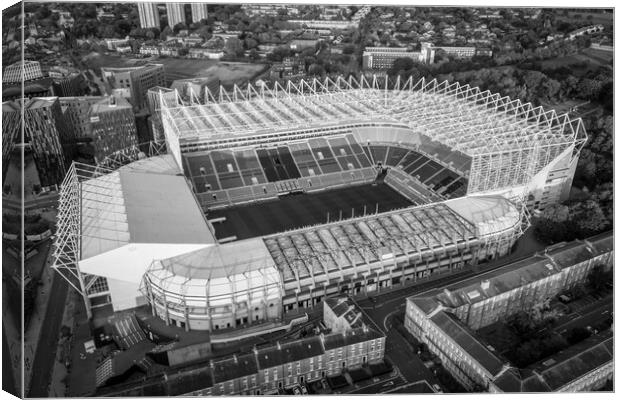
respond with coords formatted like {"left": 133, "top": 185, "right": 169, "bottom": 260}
{"left": 53, "top": 76, "right": 586, "bottom": 331}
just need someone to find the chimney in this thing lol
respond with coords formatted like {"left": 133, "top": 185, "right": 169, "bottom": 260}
{"left": 276, "top": 341, "right": 281, "bottom": 350}
{"left": 481, "top": 280, "right": 490, "bottom": 291}
{"left": 233, "top": 354, "right": 238, "bottom": 363}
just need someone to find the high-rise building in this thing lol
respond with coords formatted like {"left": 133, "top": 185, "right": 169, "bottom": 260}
{"left": 138, "top": 2, "right": 160, "bottom": 29}
{"left": 101, "top": 64, "right": 166, "bottom": 111}
{"left": 166, "top": 3, "right": 185, "bottom": 28}
{"left": 3, "top": 97, "right": 72, "bottom": 188}
{"left": 60, "top": 96, "right": 139, "bottom": 163}
{"left": 190, "top": 3, "right": 208, "bottom": 23}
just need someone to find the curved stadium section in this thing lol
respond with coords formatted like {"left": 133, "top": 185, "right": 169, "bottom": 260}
{"left": 53, "top": 75, "right": 586, "bottom": 333}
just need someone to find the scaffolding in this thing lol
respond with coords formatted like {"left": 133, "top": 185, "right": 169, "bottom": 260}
{"left": 159, "top": 75, "right": 587, "bottom": 196}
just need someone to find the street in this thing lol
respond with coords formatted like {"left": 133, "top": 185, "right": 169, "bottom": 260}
{"left": 27, "top": 274, "right": 68, "bottom": 397}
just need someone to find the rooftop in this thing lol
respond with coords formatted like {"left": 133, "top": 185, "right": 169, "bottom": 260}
{"left": 412, "top": 231, "right": 613, "bottom": 310}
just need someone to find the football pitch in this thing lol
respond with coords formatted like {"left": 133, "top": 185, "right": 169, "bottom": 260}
{"left": 207, "top": 183, "right": 414, "bottom": 240}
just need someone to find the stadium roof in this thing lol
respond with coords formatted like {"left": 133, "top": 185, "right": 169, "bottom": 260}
{"left": 53, "top": 155, "right": 215, "bottom": 291}
{"left": 80, "top": 168, "right": 215, "bottom": 260}
{"left": 263, "top": 196, "right": 518, "bottom": 283}
{"left": 155, "top": 237, "right": 275, "bottom": 280}
{"left": 160, "top": 75, "right": 586, "bottom": 158}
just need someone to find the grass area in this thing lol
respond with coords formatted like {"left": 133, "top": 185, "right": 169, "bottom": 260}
{"left": 581, "top": 47, "right": 614, "bottom": 65}
{"left": 80, "top": 52, "right": 267, "bottom": 86}
{"left": 155, "top": 58, "right": 267, "bottom": 85}
{"left": 207, "top": 183, "right": 412, "bottom": 240}
{"left": 81, "top": 52, "right": 146, "bottom": 72}
{"left": 539, "top": 49, "right": 612, "bottom": 76}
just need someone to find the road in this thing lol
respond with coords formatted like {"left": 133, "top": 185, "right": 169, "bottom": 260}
{"left": 3, "top": 194, "right": 58, "bottom": 212}
{"left": 554, "top": 295, "right": 613, "bottom": 334}
{"left": 27, "top": 274, "right": 68, "bottom": 397}
{"left": 348, "top": 375, "right": 407, "bottom": 394}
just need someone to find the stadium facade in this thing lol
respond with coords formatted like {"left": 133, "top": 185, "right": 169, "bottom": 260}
{"left": 53, "top": 76, "right": 587, "bottom": 333}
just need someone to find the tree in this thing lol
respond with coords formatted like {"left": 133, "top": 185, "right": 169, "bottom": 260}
{"left": 566, "top": 327, "right": 591, "bottom": 345}
{"left": 308, "top": 63, "right": 325, "bottom": 76}
{"left": 540, "top": 204, "right": 570, "bottom": 222}
{"left": 569, "top": 200, "right": 610, "bottom": 237}
{"left": 160, "top": 26, "right": 172, "bottom": 41}
{"left": 225, "top": 37, "right": 244, "bottom": 57}
{"left": 587, "top": 264, "right": 611, "bottom": 292}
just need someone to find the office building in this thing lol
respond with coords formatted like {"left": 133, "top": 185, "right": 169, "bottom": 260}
{"left": 60, "top": 96, "right": 139, "bottom": 163}
{"left": 3, "top": 97, "right": 72, "bottom": 188}
{"left": 101, "top": 64, "right": 166, "bottom": 111}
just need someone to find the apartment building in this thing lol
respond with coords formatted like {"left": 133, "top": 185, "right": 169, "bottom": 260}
{"left": 190, "top": 3, "right": 208, "bottom": 23}
{"left": 138, "top": 2, "right": 160, "bottom": 29}
{"left": 166, "top": 3, "right": 185, "bottom": 28}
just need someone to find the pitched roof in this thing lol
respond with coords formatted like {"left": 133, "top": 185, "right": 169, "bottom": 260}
{"left": 322, "top": 328, "right": 383, "bottom": 351}
{"left": 211, "top": 353, "right": 258, "bottom": 383}
{"left": 430, "top": 312, "right": 505, "bottom": 376}
{"left": 257, "top": 336, "right": 324, "bottom": 369}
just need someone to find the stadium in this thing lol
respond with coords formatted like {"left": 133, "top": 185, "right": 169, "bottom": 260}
{"left": 53, "top": 76, "right": 587, "bottom": 332}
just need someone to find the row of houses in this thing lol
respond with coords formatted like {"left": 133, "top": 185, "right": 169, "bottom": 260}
{"left": 405, "top": 232, "right": 613, "bottom": 392}
{"left": 97, "top": 298, "right": 386, "bottom": 396}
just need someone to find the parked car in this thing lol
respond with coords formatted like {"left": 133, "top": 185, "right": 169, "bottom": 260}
{"left": 293, "top": 386, "right": 302, "bottom": 395}
{"left": 432, "top": 384, "right": 443, "bottom": 393}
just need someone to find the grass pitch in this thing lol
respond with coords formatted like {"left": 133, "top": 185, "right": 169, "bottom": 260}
{"left": 208, "top": 183, "right": 414, "bottom": 240}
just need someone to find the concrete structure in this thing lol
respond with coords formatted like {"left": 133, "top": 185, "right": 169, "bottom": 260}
{"left": 190, "top": 3, "right": 208, "bottom": 23}
{"left": 405, "top": 232, "right": 613, "bottom": 392}
{"left": 60, "top": 96, "right": 139, "bottom": 163}
{"left": 166, "top": 3, "right": 186, "bottom": 28}
{"left": 101, "top": 64, "right": 165, "bottom": 111}
{"left": 138, "top": 2, "right": 160, "bottom": 29}
{"left": 2, "top": 60, "right": 43, "bottom": 83}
